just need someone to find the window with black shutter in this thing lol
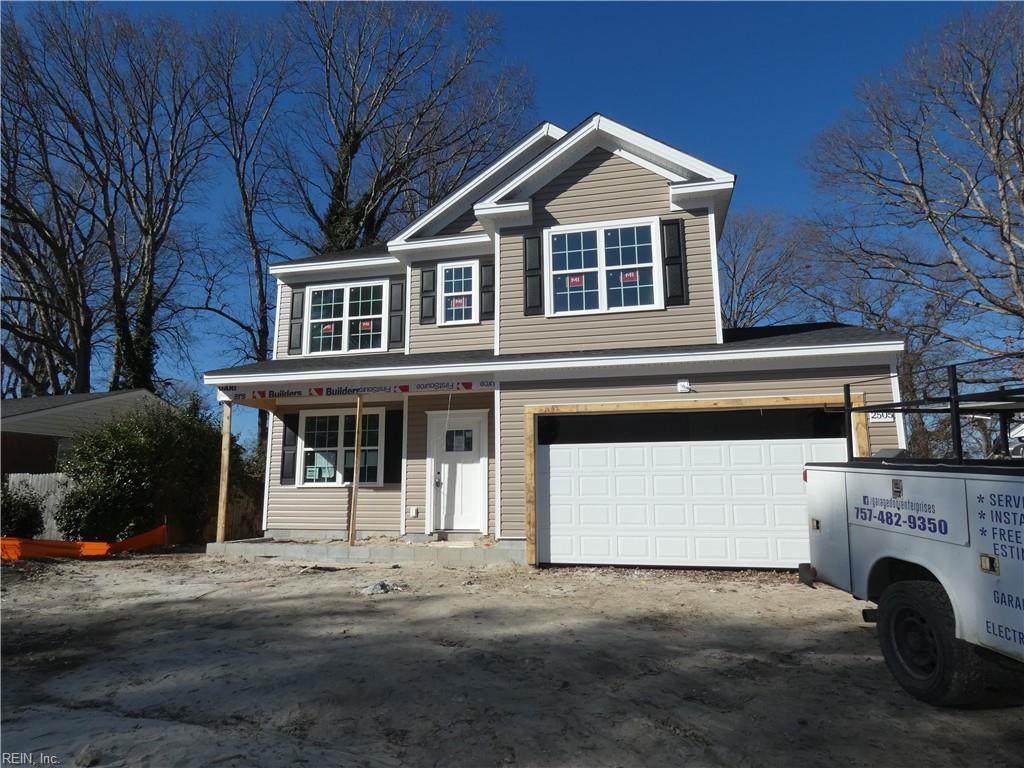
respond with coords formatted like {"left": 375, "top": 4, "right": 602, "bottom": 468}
{"left": 420, "top": 267, "right": 436, "bottom": 324}
{"left": 661, "top": 219, "right": 689, "bottom": 306}
{"left": 523, "top": 235, "right": 544, "bottom": 315}
{"left": 280, "top": 414, "right": 300, "bottom": 484}
{"left": 287, "top": 288, "right": 304, "bottom": 355}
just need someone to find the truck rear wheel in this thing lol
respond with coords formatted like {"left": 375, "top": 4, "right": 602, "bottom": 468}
{"left": 876, "top": 580, "right": 985, "bottom": 707}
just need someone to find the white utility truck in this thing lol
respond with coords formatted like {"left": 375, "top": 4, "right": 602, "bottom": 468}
{"left": 801, "top": 370, "right": 1024, "bottom": 706}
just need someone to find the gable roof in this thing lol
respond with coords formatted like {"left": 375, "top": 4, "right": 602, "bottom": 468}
{"left": 473, "top": 113, "right": 736, "bottom": 235}
{"left": 388, "top": 121, "right": 566, "bottom": 247}
{"left": 2, "top": 389, "right": 163, "bottom": 437}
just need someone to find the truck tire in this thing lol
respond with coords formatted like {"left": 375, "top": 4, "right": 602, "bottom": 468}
{"left": 877, "top": 580, "right": 986, "bottom": 707}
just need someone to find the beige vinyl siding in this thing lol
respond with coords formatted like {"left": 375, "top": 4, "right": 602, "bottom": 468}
{"left": 265, "top": 403, "right": 403, "bottom": 534}
{"left": 404, "top": 392, "right": 495, "bottom": 535}
{"left": 430, "top": 133, "right": 560, "bottom": 238}
{"left": 528, "top": 147, "right": 670, "bottom": 226}
{"left": 497, "top": 367, "right": 899, "bottom": 538}
{"left": 408, "top": 261, "right": 494, "bottom": 353}
{"left": 274, "top": 283, "right": 293, "bottom": 358}
{"left": 437, "top": 208, "right": 484, "bottom": 236}
{"left": 498, "top": 148, "right": 718, "bottom": 354}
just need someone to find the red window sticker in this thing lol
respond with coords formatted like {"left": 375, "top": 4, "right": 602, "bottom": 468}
{"left": 621, "top": 270, "right": 638, "bottom": 283}
{"left": 567, "top": 274, "right": 584, "bottom": 288}
{"left": 321, "top": 323, "right": 334, "bottom": 334}
{"left": 359, "top": 320, "right": 373, "bottom": 331}
{"left": 450, "top": 296, "right": 466, "bottom": 308}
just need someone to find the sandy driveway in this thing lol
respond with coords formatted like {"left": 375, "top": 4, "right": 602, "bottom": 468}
{"left": 2, "top": 554, "right": 1021, "bottom": 767}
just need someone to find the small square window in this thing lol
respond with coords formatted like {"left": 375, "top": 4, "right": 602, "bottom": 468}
{"left": 445, "top": 429, "right": 473, "bottom": 452}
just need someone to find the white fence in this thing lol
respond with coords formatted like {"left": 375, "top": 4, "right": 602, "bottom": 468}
{"left": 6, "top": 472, "right": 71, "bottom": 539}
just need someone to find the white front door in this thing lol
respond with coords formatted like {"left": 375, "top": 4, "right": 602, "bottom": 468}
{"left": 427, "top": 411, "right": 488, "bottom": 532}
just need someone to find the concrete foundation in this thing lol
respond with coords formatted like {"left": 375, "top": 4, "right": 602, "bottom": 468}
{"left": 206, "top": 538, "right": 527, "bottom": 566}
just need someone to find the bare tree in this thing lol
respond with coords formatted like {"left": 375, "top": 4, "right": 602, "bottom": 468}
{"left": 273, "top": 1, "right": 533, "bottom": 253}
{"left": 811, "top": 4, "right": 1023, "bottom": 356}
{"left": 4, "top": 5, "right": 216, "bottom": 392}
{"left": 717, "top": 211, "right": 809, "bottom": 328}
{"left": 2, "top": 16, "right": 111, "bottom": 395}
{"left": 198, "top": 16, "right": 295, "bottom": 450}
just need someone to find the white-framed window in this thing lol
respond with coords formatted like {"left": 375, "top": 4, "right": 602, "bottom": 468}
{"left": 438, "top": 260, "right": 479, "bottom": 325}
{"left": 543, "top": 217, "right": 664, "bottom": 317}
{"left": 305, "top": 280, "right": 389, "bottom": 355}
{"left": 297, "top": 408, "right": 386, "bottom": 487}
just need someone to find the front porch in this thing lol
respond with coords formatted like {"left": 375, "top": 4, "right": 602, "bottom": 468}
{"left": 211, "top": 380, "right": 499, "bottom": 546}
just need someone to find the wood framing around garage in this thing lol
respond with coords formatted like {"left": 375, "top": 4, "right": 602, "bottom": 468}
{"left": 522, "top": 394, "right": 869, "bottom": 566}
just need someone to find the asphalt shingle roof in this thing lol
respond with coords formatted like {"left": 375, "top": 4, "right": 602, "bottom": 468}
{"left": 205, "top": 323, "right": 902, "bottom": 379}
{"left": 2, "top": 390, "right": 147, "bottom": 418}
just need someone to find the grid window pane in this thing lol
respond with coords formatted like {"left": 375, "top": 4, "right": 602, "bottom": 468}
{"left": 607, "top": 266, "right": 656, "bottom": 308}
{"left": 553, "top": 271, "right": 600, "bottom": 313}
{"left": 444, "top": 294, "right": 474, "bottom": 323}
{"left": 303, "top": 449, "right": 338, "bottom": 483}
{"left": 342, "top": 414, "right": 380, "bottom": 449}
{"left": 443, "top": 266, "right": 473, "bottom": 294}
{"left": 310, "top": 289, "right": 344, "bottom": 321}
{"left": 347, "top": 317, "right": 382, "bottom": 350}
{"left": 310, "top": 321, "right": 345, "bottom": 352}
{"left": 552, "top": 229, "right": 598, "bottom": 271}
{"left": 342, "top": 448, "right": 379, "bottom": 483}
{"left": 348, "top": 284, "right": 383, "bottom": 317}
{"left": 605, "top": 226, "right": 653, "bottom": 268}
{"left": 303, "top": 415, "right": 339, "bottom": 449}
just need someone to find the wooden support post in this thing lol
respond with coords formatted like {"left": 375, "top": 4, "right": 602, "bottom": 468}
{"left": 348, "top": 394, "right": 363, "bottom": 546}
{"left": 216, "top": 401, "right": 232, "bottom": 544}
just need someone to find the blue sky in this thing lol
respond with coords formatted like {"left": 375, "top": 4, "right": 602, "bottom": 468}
{"left": 28, "top": 1, "right": 978, "bottom": 443}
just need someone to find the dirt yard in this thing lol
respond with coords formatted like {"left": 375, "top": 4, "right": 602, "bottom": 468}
{"left": 2, "top": 555, "right": 1021, "bottom": 767}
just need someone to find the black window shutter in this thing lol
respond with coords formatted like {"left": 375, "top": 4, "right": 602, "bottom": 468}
{"left": 382, "top": 409, "right": 403, "bottom": 483}
{"left": 389, "top": 280, "right": 405, "bottom": 348}
{"left": 287, "top": 287, "right": 305, "bottom": 354}
{"left": 523, "top": 236, "right": 544, "bottom": 315}
{"left": 661, "top": 220, "right": 689, "bottom": 306}
{"left": 420, "top": 267, "right": 436, "bottom": 324}
{"left": 480, "top": 263, "right": 495, "bottom": 320}
{"left": 280, "top": 414, "right": 300, "bottom": 485}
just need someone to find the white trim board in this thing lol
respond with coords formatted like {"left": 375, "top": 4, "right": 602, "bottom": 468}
{"left": 205, "top": 341, "right": 905, "bottom": 387}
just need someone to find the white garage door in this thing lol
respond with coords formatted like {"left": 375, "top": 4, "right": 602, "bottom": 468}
{"left": 537, "top": 438, "right": 847, "bottom": 567}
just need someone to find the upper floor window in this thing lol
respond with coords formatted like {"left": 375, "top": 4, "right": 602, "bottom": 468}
{"left": 544, "top": 218, "right": 664, "bottom": 316}
{"left": 306, "top": 280, "right": 389, "bottom": 354}
{"left": 438, "top": 260, "right": 478, "bottom": 325}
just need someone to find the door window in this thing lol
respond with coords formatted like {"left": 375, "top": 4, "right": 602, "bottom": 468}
{"left": 445, "top": 429, "right": 473, "bottom": 452}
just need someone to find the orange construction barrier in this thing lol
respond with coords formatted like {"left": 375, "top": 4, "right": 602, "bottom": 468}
{"left": 0, "top": 524, "right": 168, "bottom": 561}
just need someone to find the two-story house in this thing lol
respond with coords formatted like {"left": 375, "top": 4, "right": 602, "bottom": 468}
{"left": 205, "top": 114, "right": 905, "bottom": 568}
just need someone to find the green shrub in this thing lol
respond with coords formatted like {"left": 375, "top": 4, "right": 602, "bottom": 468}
{"left": 1, "top": 481, "right": 46, "bottom": 539}
{"left": 55, "top": 395, "right": 245, "bottom": 543}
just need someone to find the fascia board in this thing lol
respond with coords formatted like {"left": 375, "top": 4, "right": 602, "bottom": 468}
{"left": 205, "top": 341, "right": 905, "bottom": 387}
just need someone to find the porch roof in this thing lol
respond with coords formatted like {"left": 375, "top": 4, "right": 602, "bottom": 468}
{"left": 204, "top": 323, "right": 903, "bottom": 386}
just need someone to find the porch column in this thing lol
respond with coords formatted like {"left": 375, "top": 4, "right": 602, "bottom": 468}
{"left": 216, "top": 401, "right": 232, "bottom": 543}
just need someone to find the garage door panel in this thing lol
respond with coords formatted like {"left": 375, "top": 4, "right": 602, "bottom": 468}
{"left": 654, "top": 504, "right": 688, "bottom": 526}
{"left": 539, "top": 438, "right": 845, "bottom": 568}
